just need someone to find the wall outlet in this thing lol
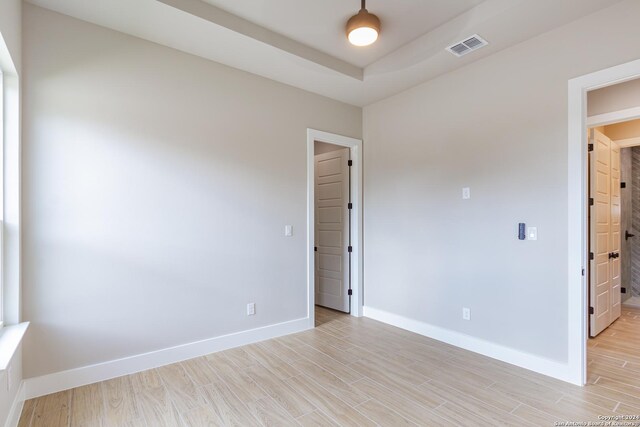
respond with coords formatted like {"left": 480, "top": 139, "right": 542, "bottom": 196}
{"left": 247, "top": 303, "right": 256, "bottom": 316}
{"left": 462, "top": 307, "right": 471, "bottom": 321}
{"left": 527, "top": 226, "right": 538, "bottom": 241}
{"left": 462, "top": 187, "right": 471, "bottom": 199}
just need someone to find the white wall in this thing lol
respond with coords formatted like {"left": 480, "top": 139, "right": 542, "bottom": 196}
{"left": 363, "top": 0, "right": 640, "bottom": 365}
{"left": 0, "top": 345, "right": 23, "bottom": 427}
{"left": 0, "top": 0, "right": 21, "bottom": 75}
{"left": 588, "top": 77, "right": 640, "bottom": 117}
{"left": 22, "top": 5, "right": 361, "bottom": 379}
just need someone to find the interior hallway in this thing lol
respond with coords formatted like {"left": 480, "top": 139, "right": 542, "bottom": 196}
{"left": 19, "top": 306, "right": 640, "bottom": 426}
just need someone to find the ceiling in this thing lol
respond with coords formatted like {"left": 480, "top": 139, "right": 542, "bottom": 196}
{"left": 201, "top": 0, "right": 484, "bottom": 68}
{"left": 26, "top": 0, "right": 624, "bottom": 106}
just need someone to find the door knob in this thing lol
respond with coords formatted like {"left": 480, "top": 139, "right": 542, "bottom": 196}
{"left": 625, "top": 230, "right": 635, "bottom": 240}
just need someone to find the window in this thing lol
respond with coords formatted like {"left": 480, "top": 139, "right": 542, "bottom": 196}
{"left": 0, "top": 60, "right": 20, "bottom": 328}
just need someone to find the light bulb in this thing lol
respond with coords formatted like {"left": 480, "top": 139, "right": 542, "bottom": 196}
{"left": 348, "top": 27, "right": 379, "bottom": 47}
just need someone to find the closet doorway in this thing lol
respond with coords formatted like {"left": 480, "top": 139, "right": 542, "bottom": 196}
{"left": 314, "top": 142, "right": 351, "bottom": 313}
{"left": 305, "top": 129, "right": 363, "bottom": 325}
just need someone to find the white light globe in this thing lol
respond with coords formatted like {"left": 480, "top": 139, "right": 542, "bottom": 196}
{"left": 348, "top": 27, "right": 379, "bottom": 47}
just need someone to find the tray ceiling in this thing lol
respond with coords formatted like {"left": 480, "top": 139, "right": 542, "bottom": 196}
{"left": 26, "top": 0, "right": 624, "bottom": 106}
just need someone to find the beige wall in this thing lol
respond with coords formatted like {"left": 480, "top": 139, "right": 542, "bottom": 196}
{"left": 363, "top": 0, "right": 640, "bottom": 363}
{"left": 605, "top": 119, "right": 640, "bottom": 141}
{"left": 588, "top": 77, "right": 640, "bottom": 117}
{"left": 22, "top": 5, "right": 361, "bottom": 379}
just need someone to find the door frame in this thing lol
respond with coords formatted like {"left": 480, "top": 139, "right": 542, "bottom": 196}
{"left": 306, "top": 129, "right": 363, "bottom": 327}
{"left": 568, "top": 58, "right": 640, "bottom": 385}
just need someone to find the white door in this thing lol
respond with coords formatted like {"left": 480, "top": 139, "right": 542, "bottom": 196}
{"left": 315, "top": 148, "right": 350, "bottom": 313}
{"left": 609, "top": 140, "right": 622, "bottom": 323}
{"left": 589, "top": 129, "right": 621, "bottom": 337}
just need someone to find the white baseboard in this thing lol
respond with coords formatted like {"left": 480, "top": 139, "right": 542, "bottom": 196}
{"left": 363, "top": 306, "right": 572, "bottom": 384}
{"left": 24, "top": 317, "right": 311, "bottom": 399}
{"left": 4, "top": 381, "right": 24, "bottom": 427}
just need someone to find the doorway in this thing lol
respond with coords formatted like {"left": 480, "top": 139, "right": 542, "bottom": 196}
{"left": 588, "top": 118, "right": 640, "bottom": 315}
{"left": 586, "top": 85, "right": 640, "bottom": 339}
{"left": 314, "top": 142, "right": 351, "bottom": 313}
{"left": 306, "top": 129, "right": 363, "bottom": 327}
{"left": 568, "top": 60, "right": 640, "bottom": 385}
{"left": 585, "top": 122, "right": 640, "bottom": 391}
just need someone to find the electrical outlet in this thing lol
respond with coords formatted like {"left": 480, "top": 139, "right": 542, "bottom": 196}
{"left": 527, "top": 227, "right": 538, "bottom": 241}
{"left": 247, "top": 303, "right": 256, "bottom": 316}
{"left": 462, "top": 187, "right": 471, "bottom": 199}
{"left": 462, "top": 307, "right": 471, "bottom": 321}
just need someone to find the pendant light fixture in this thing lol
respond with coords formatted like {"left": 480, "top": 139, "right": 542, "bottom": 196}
{"left": 346, "top": 0, "right": 381, "bottom": 47}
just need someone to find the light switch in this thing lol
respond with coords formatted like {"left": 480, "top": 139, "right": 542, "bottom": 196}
{"left": 285, "top": 225, "right": 293, "bottom": 237}
{"left": 462, "top": 187, "right": 471, "bottom": 199}
{"left": 527, "top": 227, "right": 538, "bottom": 241}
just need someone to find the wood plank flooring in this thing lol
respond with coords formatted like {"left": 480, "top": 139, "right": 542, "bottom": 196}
{"left": 19, "top": 306, "right": 640, "bottom": 426}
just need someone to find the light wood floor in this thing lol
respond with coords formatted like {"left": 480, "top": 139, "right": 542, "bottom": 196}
{"left": 18, "top": 306, "right": 640, "bottom": 426}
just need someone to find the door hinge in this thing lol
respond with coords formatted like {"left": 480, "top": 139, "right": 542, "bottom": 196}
{"left": 589, "top": 307, "right": 594, "bottom": 315}
{"left": 581, "top": 268, "right": 585, "bottom": 276}
{"left": 589, "top": 198, "right": 594, "bottom": 206}
{"left": 314, "top": 246, "right": 317, "bottom": 252}
{"left": 621, "top": 182, "right": 627, "bottom": 189}
{"left": 588, "top": 143, "right": 594, "bottom": 152}
{"left": 348, "top": 246, "right": 353, "bottom": 253}
{"left": 348, "top": 160, "right": 353, "bottom": 167}
{"left": 589, "top": 252, "right": 594, "bottom": 260}
{"left": 622, "top": 287, "right": 627, "bottom": 294}
{"left": 348, "top": 289, "right": 353, "bottom": 296}
{"left": 348, "top": 203, "right": 353, "bottom": 210}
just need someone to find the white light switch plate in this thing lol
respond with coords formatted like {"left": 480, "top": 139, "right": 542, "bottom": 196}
{"left": 247, "top": 303, "right": 256, "bottom": 316}
{"left": 285, "top": 225, "right": 293, "bottom": 236}
{"left": 527, "top": 227, "right": 538, "bottom": 241}
{"left": 462, "top": 187, "right": 471, "bottom": 199}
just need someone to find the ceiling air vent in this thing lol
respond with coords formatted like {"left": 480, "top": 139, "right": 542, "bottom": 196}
{"left": 446, "top": 34, "right": 488, "bottom": 57}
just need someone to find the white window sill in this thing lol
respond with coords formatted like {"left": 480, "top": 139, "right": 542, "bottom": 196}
{"left": 0, "top": 322, "right": 29, "bottom": 371}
